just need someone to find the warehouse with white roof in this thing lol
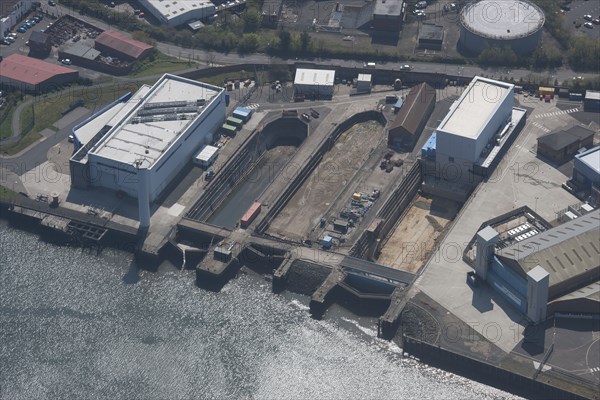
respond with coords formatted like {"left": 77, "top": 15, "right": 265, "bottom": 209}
{"left": 434, "top": 76, "right": 517, "bottom": 182}
{"left": 138, "top": 0, "right": 216, "bottom": 26}
{"left": 294, "top": 68, "right": 335, "bottom": 99}
{"left": 70, "top": 74, "right": 225, "bottom": 228}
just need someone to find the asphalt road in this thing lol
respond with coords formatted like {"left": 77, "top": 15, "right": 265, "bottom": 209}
{"left": 45, "top": 2, "right": 598, "bottom": 85}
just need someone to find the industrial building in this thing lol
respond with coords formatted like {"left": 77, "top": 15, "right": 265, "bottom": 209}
{"left": 418, "top": 24, "right": 444, "bottom": 50}
{"left": 387, "top": 82, "right": 436, "bottom": 149}
{"left": 584, "top": 90, "right": 600, "bottom": 113}
{"left": 459, "top": 0, "right": 544, "bottom": 55}
{"left": 0, "top": 0, "right": 34, "bottom": 37}
{"left": 137, "top": 0, "right": 216, "bottom": 27}
{"left": 0, "top": 54, "right": 79, "bottom": 93}
{"left": 536, "top": 125, "right": 595, "bottom": 164}
{"left": 94, "top": 31, "right": 154, "bottom": 61}
{"left": 294, "top": 68, "right": 335, "bottom": 99}
{"left": 372, "top": 0, "right": 404, "bottom": 31}
{"left": 572, "top": 146, "right": 600, "bottom": 203}
{"left": 433, "top": 76, "right": 520, "bottom": 182}
{"left": 69, "top": 74, "right": 225, "bottom": 228}
{"left": 59, "top": 43, "right": 101, "bottom": 63}
{"left": 473, "top": 208, "right": 600, "bottom": 323}
{"left": 356, "top": 74, "right": 372, "bottom": 93}
{"left": 28, "top": 31, "right": 51, "bottom": 55}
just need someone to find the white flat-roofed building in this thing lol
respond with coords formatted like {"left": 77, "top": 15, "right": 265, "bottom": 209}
{"left": 435, "top": 76, "right": 514, "bottom": 182}
{"left": 356, "top": 73, "right": 372, "bottom": 93}
{"left": 294, "top": 68, "right": 335, "bottom": 99}
{"left": 70, "top": 74, "right": 225, "bottom": 205}
{"left": 138, "top": 0, "right": 216, "bottom": 27}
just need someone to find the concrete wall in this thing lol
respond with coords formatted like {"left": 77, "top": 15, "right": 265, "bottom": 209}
{"left": 403, "top": 336, "right": 587, "bottom": 400}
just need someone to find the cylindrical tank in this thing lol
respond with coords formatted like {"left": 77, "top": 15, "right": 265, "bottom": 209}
{"left": 459, "top": 0, "right": 545, "bottom": 55}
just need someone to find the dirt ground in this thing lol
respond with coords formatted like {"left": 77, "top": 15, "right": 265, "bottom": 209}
{"left": 267, "top": 120, "right": 385, "bottom": 241}
{"left": 376, "top": 194, "right": 461, "bottom": 273}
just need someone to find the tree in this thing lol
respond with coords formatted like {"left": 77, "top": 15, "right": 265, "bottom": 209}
{"left": 238, "top": 34, "right": 260, "bottom": 54}
{"left": 300, "top": 31, "right": 311, "bottom": 53}
{"left": 278, "top": 30, "right": 292, "bottom": 52}
{"left": 244, "top": 7, "right": 262, "bottom": 32}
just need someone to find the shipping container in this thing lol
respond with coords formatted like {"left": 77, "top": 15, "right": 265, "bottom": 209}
{"left": 194, "top": 145, "right": 219, "bottom": 168}
{"left": 222, "top": 123, "right": 237, "bottom": 136}
{"left": 537, "top": 86, "right": 554, "bottom": 97}
{"left": 226, "top": 116, "right": 243, "bottom": 128}
{"left": 558, "top": 88, "right": 570, "bottom": 98}
{"left": 240, "top": 202, "right": 261, "bottom": 228}
{"left": 569, "top": 93, "right": 583, "bottom": 101}
{"left": 232, "top": 106, "right": 252, "bottom": 122}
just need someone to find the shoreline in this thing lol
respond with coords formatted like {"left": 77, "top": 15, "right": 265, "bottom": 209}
{"left": 0, "top": 204, "right": 594, "bottom": 400}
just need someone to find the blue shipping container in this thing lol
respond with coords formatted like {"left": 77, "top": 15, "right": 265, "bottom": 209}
{"left": 569, "top": 93, "right": 583, "bottom": 101}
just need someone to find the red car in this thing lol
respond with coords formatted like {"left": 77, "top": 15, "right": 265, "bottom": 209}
{"left": 593, "top": 18, "right": 600, "bottom": 25}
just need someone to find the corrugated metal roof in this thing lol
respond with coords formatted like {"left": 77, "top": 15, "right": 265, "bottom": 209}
{"left": 0, "top": 54, "right": 78, "bottom": 86}
{"left": 389, "top": 82, "right": 436, "bottom": 136}
{"left": 497, "top": 209, "right": 600, "bottom": 286}
{"left": 537, "top": 125, "right": 594, "bottom": 151}
{"left": 95, "top": 31, "right": 154, "bottom": 59}
{"left": 62, "top": 43, "right": 101, "bottom": 60}
{"left": 585, "top": 90, "right": 600, "bottom": 101}
{"left": 294, "top": 68, "right": 335, "bottom": 86}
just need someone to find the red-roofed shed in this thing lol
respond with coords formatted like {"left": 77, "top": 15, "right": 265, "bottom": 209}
{"left": 94, "top": 31, "right": 154, "bottom": 61}
{"left": 0, "top": 54, "right": 79, "bottom": 92}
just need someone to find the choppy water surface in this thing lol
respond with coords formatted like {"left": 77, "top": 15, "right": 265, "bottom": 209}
{"left": 0, "top": 221, "right": 518, "bottom": 399}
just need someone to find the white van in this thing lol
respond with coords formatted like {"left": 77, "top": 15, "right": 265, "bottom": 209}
{"left": 365, "top": 62, "right": 376, "bottom": 68}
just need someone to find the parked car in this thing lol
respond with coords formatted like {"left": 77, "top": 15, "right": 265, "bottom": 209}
{"left": 4, "top": 36, "right": 15, "bottom": 43}
{"left": 593, "top": 18, "right": 600, "bottom": 25}
{"left": 60, "top": 58, "right": 72, "bottom": 65}
{"left": 68, "top": 135, "right": 74, "bottom": 143}
{"left": 415, "top": 1, "right": 427, "bottom": 9}
{"left": 48, "top": 0, "right": 56, "bottom": 5}
{"left": 400, "top": 64, "right": 411, "bottom": 71}
{"left": 0, "top": 39, "right": 10, "bottom": 45}
{"left": 17, "top": 26, "right": 26, "bottom": 33}
{"left": 584, "top": 22, "right": 593, "bottom": 29}
{"left": 8, "top": 32, "right": 17, "bottom": 38}
{"left": 413, "top": 10, "right": 426, "bottom": 18}
{"left": 584, "top": 14, "right": 593, "bottom": 21}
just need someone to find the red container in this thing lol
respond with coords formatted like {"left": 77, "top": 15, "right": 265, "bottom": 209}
{"left": 240, "top": 202, "right": 261, "bottom": 228}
